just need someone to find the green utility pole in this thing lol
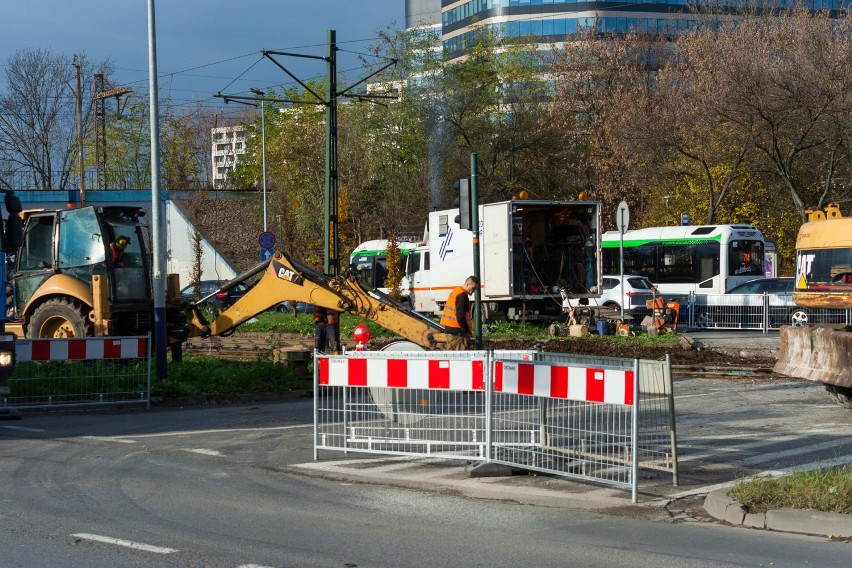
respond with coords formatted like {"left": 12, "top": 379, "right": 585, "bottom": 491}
{"left": 324, "top": 30, "right": 339, "bottom": 275}
{"left": 470, "top": 153, "right": 482, "bottom": 349}
{"left": 216, "top": 31, "right": 395, "bottom": 277}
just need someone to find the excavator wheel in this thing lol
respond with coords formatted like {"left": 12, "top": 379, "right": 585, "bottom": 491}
{"left": 825, "top": 385, "right": 852, "bottom": 410}
{"left": 27, "top": 298, "right": 94, "bottom": 339}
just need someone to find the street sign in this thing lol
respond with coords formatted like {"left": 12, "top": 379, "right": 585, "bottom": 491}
{"left": 616, "top": 201, "right": 630, "bottom": 234}
{"left": 258, "top": 231, "right": 276, "bottom": 250}
{"left": 681, "top": 212, "right": 690, "bottom": 226}
{"left": 260, "top": 248, "right": 274, "bottom": 261}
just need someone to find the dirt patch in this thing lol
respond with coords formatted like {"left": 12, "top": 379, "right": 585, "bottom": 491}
{"left": 369, "top": 336, "right": 777, "bottom": 368}
{"left": 194, "top": 332, "right": 776, "bottom": 369}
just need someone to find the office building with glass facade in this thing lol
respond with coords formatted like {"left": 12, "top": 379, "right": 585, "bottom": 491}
{"left": 439, "top": 0, "right": 847, "bottom": 60}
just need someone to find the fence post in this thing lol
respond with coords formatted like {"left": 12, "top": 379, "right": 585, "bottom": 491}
{"left": 631, "top": 357, "right": 640, "bottom": 503}
{"left": 485, "top": 350, "right": 493, "bottom": 461}
{"left": 665, "top": 353, "right": 679, "bottom": 486}
{"left": 313, "top": 350, "right": 319, "bottom": 461}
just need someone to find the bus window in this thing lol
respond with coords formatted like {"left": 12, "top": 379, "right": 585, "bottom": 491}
{"left": 728, "top": 240, "right": 764, "bottom": 277}
{"left": 351, "top": 255, "right": 375, "bottom": 288}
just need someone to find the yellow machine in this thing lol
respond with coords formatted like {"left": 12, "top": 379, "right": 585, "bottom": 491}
{"left": 774, "top": 204, "right": 852, "bottom": 409}
{"left": 7, "top": 206, "right": 185, "bottom": 346}
{"left": 186, "top": 250, "right": 461, "bottom": 350}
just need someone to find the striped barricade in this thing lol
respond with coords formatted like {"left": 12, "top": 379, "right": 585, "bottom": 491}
{"left": 3, "top": 336, "right": 151, "bottom": 410}
{"left": 316, "top": 350, "right": 492, "bottom": 458}
{"left": 315, "top": 350, "right": 654, "bottom": 500}
{"left": 489, "top": 357, "right": 639, "bottom": 495}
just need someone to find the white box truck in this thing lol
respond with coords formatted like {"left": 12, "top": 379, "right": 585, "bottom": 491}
{"left": 351, "top": 199, "right": 602, "bottom": 322}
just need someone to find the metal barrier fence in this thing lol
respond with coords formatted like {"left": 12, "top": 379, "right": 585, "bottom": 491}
{"left": 535, "top": 352, "right": 678, "bottom": 485}
{"left": 314, "top": 349, "right": 677, "bottom": 502}
{"left": 2, "top": 336, "right": 151, "bottom": 410}
{"left": 687, "top": 293, "right": 852, "bottom": 331}
{"left": 617, "top": 292, "right": 852, "bottom": 332}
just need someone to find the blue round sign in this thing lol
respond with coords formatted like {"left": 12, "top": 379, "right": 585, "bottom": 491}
{"left": 258, "top": 231, "right": 276, "bottom": 249}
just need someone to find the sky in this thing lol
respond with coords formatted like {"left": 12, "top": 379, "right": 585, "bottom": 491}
{"left": 1, "top": 0, "right": 404, "bottom": 113}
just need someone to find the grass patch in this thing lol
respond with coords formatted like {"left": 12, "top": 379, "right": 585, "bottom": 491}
{"left": 151, "top": 355, "right": 312, "bottom": 403}
{"left": 239, "top": 311, "right": 399, "bottom": 339}
{"left": 729, "top": 466, "right": 852, "bottom": 514}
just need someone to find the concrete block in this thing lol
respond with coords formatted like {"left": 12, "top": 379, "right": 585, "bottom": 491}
{"left": 723, "top": 502, "right": 747, "bottom": 526}
{"left": 743, "top": 512, "right": 766, "bottom": 529}
{"left": 704, "top": 489, "right": 739, "bottom": 521}
{"left": 766, "top": 509, "right": 852, "bottom": 538}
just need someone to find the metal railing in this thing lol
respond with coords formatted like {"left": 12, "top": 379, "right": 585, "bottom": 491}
{"left": 314, "top": 349, "right": 677, "bottom": 502}
{"left": 2, "top": 336, "right": 151, "bottom": 410}
{"left": 685, "top": 293, "right": 852, "bottom": 331}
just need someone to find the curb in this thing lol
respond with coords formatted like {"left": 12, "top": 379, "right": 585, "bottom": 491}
{"left": 704, "top": 489, "right": 852, "bottom": 539}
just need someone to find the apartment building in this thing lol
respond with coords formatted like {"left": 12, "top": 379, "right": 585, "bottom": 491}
{"left": 211, "top": 125, "right": 247, "bottom": 189}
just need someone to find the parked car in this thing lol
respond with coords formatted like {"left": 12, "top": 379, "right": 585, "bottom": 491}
{"left": 274, "top": 301, "right": 313, "bottom": 315}
{"left": 180, "top": 280, "right": 249, "bottom": 312}
{"left": 696, "top": 277, "right": 799, "bottom": 328}
{"left": 597, "top": 275, "right": 656, "bottom": 312}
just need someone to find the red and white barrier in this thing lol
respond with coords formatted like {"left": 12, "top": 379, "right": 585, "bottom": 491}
{"left": 495, "top": 361, "right": 634, "bottom": 406}
{"left": 16, "top": 337, "right": 148, "bottom": 363}
{"left": 319, "top": 356, "right": 485, "bottom": 391}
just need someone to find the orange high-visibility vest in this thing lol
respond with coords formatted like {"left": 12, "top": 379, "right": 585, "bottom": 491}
{"left": 326, "top": 311, "right": 339, "bottom": 325}
{"left": 440, "top": 286, "right": 470, "bottom": 331}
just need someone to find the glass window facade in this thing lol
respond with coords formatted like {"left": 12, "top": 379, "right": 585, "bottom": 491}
{"left": 440, "top": 0, "right": 849, "bottom": 58}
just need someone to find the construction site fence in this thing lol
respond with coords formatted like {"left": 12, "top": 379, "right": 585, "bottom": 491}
{"left": 2, "top": 336, "right": 151, "bottom": 410}
{"left": 314, "top": 349, "right": 677, "bottom": 502}
{"left": 619, "top": 292, "right": 852, "bottom": 333}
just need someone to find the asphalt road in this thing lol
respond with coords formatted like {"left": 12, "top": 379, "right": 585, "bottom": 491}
{"left": 2, "top": 365, "right": 851, "bottom": 567}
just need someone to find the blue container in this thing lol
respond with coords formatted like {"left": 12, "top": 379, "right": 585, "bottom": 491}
{"left": 596, "top": 320, "right": 614, "bottom": 336}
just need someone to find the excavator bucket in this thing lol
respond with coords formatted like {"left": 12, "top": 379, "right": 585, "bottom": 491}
{"left": 774, "top": 325, "right": 852, "bottom": 388}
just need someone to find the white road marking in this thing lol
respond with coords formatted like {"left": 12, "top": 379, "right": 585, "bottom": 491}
{"left": 70, "top": 533, "right": 178, "bottom": 554}
{"left": 0, "top": 425, "right": 45, "bottom": 432}
{"left": 107, "top": 423, "right": 311, "bottom": 440}
{"left": 185, "top": 448, "right": 223, "bottom": 456}
{"left": 83, "top": 436, "right": 137, "bottom": 444}
{"left": 730, "top": 438, "right": 850, "bottom": 467}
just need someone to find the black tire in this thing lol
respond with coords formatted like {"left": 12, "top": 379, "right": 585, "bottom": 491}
{"left": 27, "top": 298, "right": 93, "bottom": 339}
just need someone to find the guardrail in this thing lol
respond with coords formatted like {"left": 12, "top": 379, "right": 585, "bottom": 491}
{"left": 314, "top": 349, "right": 677, "bottom": 502}
{"left": 2, "top": 336, "right": 151, "bottom": 410}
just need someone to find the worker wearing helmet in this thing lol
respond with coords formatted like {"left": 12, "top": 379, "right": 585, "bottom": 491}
{"left": 440, "top": 275, "right": 479, "bottom": 350}
{"left": 110, "top": 235, "right": 130, "bottom": 268}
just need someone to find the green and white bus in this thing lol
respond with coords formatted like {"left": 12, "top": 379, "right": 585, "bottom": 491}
{"left": 601, "top": 224, "right": 767, "bottom": 295}
{"left": 349, "top": 239, "right": 420, "bottom": 299}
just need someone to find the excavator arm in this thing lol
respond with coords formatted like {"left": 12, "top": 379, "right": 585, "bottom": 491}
{"left": 186, "top": 251, "right": 457, "bottom": 350}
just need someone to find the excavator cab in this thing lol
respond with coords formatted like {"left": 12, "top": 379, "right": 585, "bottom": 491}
{"left": 8, "top": 206, "right": 165, "bottom": 339}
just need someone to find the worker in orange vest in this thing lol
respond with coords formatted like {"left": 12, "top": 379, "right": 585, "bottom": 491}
{"left": 110, "top": 235, "right": 130, "bottom": 268}
{"left": 440, "top": 275, "right": 479, "bottom": 350}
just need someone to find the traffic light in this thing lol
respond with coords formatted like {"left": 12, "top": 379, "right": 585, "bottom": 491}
{"left": 454, "top": 178, "right": 472, "bottom": 230}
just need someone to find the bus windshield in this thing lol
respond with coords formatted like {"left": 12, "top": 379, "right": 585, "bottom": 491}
{"left": 728, "top": 239, "right": 764, "bottom": 277}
